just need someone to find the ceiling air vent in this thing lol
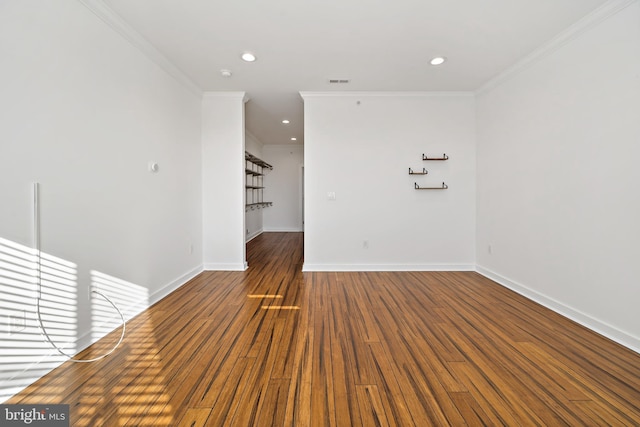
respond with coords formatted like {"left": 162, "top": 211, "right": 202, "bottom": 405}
{"left": 328, "top": 79, "right": 350, "bottom": 84}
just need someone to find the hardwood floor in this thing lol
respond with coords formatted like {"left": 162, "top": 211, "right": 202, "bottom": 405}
{"left": 8, "top": 232, "right": 640, "bottom": 425}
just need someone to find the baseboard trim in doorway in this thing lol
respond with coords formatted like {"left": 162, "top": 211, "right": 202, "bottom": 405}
{"left": 246, "top": 229, "right": 263, "bottom": 242}
{"left": 204, "top": 262, "right": 248, "bottom": 271}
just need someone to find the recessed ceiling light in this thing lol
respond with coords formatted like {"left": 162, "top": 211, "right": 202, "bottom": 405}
{"left": 282, "top": 119, "right": 290, "bottom": 124}
{"left": 291, "top": 137, "right": 297, "bottom": 141}
{"left": 241, "top": 52, "right": 256, "bottom": 62}
{"left": 430, "top": 56, "right": 446, "bottom": 66}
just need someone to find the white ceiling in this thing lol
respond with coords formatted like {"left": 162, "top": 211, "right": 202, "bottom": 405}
{"left": 103, "top": 0, "right": 608, "bottom": 146}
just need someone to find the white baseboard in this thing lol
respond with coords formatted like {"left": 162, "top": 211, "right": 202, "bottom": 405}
{"left": 150, "top": 264, "right": 203, "bottom": 305}
{"left": 302, "top": 263, "right": 475, "bottom": 272}
{"left": 204, "top": 262, "right": 247, "bottom": 271}
{"left": 246, "top": 228, "right": 302, "bottom": 242}
{"left": 476, "top": 265, "right": 640, "bottom": 354}
{"left": 5, "top": 264, "right": 206, "bottom": 401}
{"left": 246, "top": 229, "right": 263, "bottom": 242}
{"left": 74, "top": 264, "right": 204, "bottom": 353}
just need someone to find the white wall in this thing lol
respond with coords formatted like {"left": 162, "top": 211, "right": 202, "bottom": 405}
{"left": 302, "top": 93, "right": 476, "bottom": 271}
{"left": 202, "top": 93, "right": 247, "bottom": 270}
{"left": 263, "top": 144, "right": 304, "bottom": 232}
{"left": 245, "top": 132, "right": 264, "bottom": 241}
{"left": 476, "top": 2, "right": 640, "bottom": 351}
{"left": 0, "top": 0, "right": 202, "bottom": 400}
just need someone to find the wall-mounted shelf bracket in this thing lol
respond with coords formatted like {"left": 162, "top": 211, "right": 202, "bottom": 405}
{"left": 422, "top": 153, "right": 449, "bottom": 161}
{"left": 245, "top": 152, "right": 273, "bottom": 169}
{"left": 245, "top": 202, "right": 273, "bottom": 212}
{"left": 245, "top": 168, "right": 264, "bottom": 176}
{"left": 408, "top": 167, "right": 428, "bottom": 175}
{"left": 415, "top": 182, "right": 448, "bottom": 190}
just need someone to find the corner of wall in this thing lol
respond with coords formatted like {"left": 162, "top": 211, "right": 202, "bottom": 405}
{"left": 475, "top": 0, "right": 638, "bottom": 96}
{"left": 78, "top": 0, "right": 202, "bottom": 96}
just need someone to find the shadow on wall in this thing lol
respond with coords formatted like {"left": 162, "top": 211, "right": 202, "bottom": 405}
{"left": 90, "top": 271, "right": 148, "bottom": 342}
{"left": 0, "top": 236, "right": 148, "bottom": 402}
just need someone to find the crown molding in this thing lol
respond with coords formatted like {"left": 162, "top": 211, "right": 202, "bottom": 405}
{"left": 78, "top": 0, "right": 202, "bottom": 97}
{"left": 245, "top": 129, "right": 264, "bottom": 147}
{"left": 476, "top": 0, "right": 638, "bottom": 95}
{"left": 202, "top": 91, "right": 249, "bottom": 103}
{"left": 299, "top": 91, "right": 474, "bottom": 100}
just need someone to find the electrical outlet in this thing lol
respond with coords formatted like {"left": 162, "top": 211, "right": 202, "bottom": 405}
{"left": 8, "top": 311, "right": 26, "bottom": 335}
{"left": 363, "top": 240, "right": 369, "bottom": 249}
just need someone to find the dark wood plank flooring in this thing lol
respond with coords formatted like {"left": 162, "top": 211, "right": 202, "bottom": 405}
{"left": 8, "top": 232, "right": 640, "bottom": 426}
